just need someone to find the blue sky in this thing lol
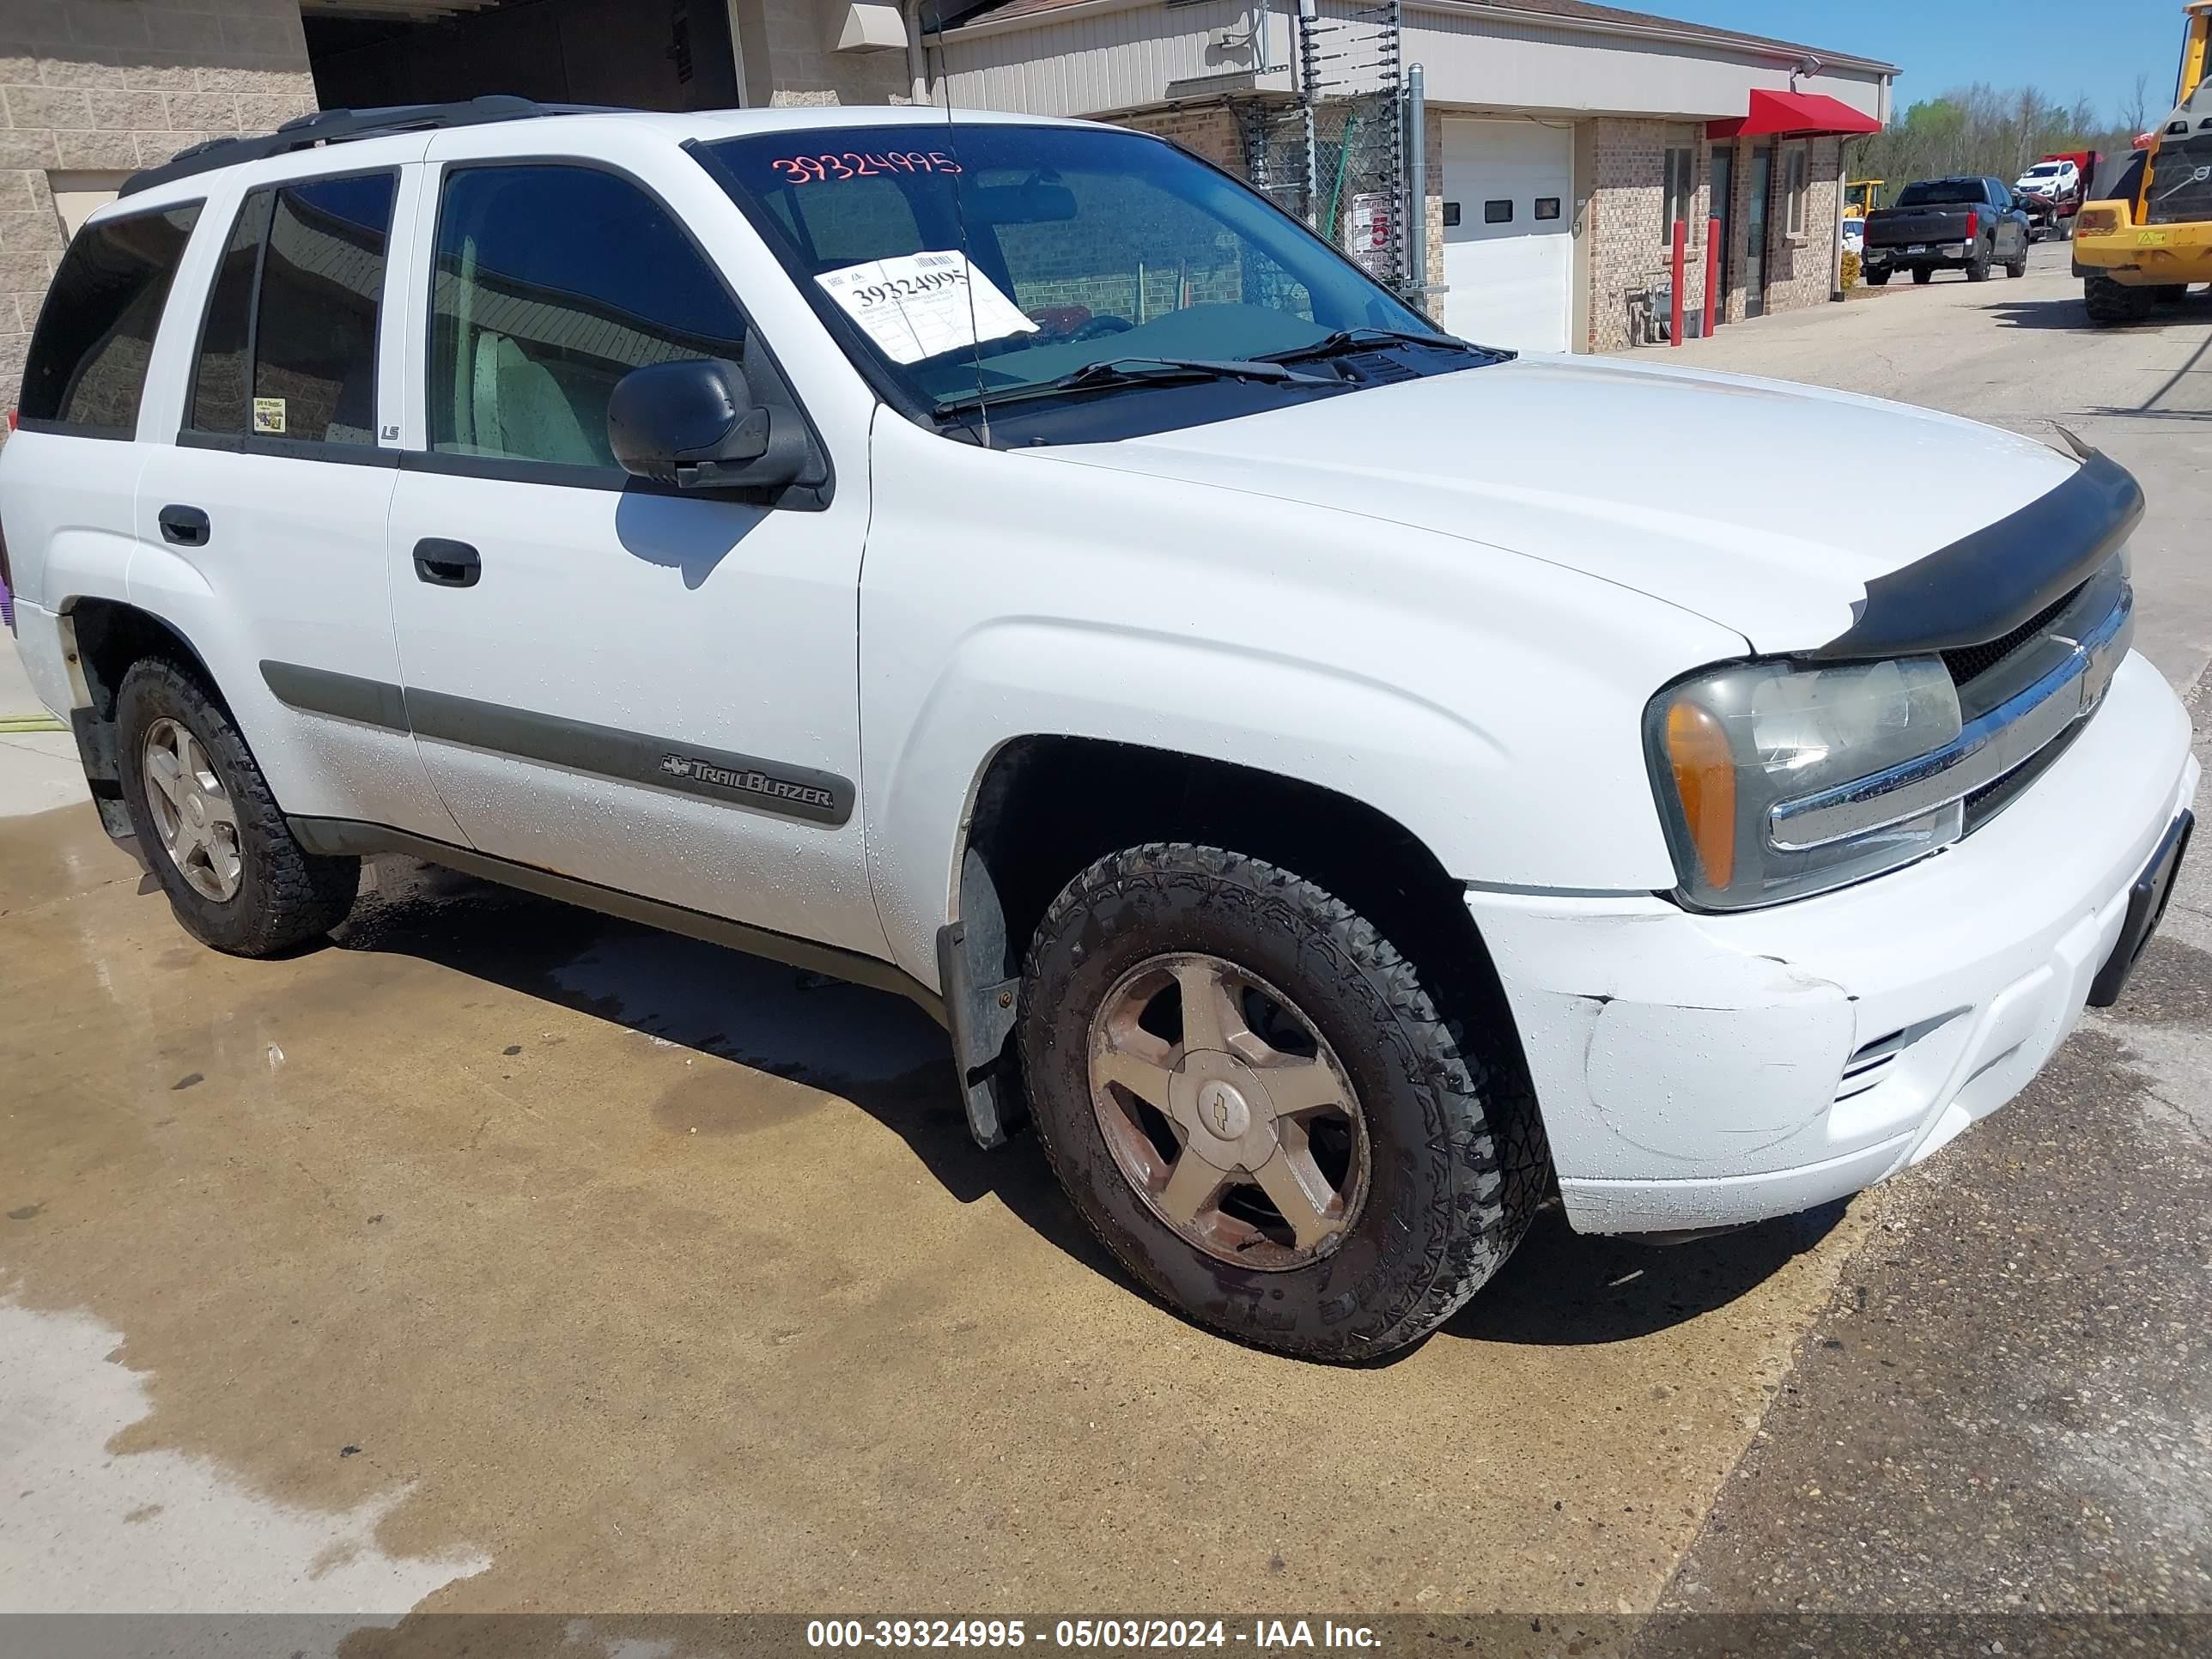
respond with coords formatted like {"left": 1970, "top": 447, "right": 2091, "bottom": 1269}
{"left": 1662, "top": 1, "right": 2184, "bottom": 127}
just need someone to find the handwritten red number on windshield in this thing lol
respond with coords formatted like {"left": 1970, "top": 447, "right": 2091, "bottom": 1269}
{"left": 767, "top": 150, "right": 961, "bottom": 182}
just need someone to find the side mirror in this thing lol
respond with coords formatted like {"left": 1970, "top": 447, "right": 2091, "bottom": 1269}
{"left": 607, "top": 357, "right": 808, "bottom": 491}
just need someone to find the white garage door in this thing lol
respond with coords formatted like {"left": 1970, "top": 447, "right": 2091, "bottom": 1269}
{"left": 1441, "top": 118, "right": 1574, "bottom": 353}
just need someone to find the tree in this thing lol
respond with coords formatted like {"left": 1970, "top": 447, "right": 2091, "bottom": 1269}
{"left": 1844, "top": 82, "right": 2147, "bottom": 203}
{"left": 2124, "top": 70, "right": 2153, "bottom": 136}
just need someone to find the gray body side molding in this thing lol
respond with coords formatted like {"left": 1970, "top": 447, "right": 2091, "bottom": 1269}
{"left": 260, "top": 660, "right": 854, "bottom": 826}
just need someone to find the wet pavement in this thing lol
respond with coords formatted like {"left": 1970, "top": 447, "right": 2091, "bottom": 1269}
{"left": 0, "top": 800, "right": 1872, "bottom": 1632}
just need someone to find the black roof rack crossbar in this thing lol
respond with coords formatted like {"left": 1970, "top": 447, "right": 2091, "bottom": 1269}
{"left": 119, "top": 96, "right": 615, "bottom": 198}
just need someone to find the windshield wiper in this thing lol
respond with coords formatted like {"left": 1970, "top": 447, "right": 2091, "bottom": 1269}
{"left": 1255, "top": 327, "right": 1512, "bottom": 366}
{"left": 933, "top": 356, "right": 1329, "bottom": 418}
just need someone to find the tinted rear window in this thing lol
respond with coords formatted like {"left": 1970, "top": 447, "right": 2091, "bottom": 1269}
{"left": 189, "top": 173, "right": 396, "bottom": 447}
{"left": 1895, "top": 181, "right": 1985, "bottom": 208}
{"left": 20, "top": 204, "right": 200, "bottom": 436}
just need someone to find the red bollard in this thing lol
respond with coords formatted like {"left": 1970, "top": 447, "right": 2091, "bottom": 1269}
{"left": 1704, "top": 215, "right": 1721, "bottom": 336}
{"left": 1669, "top": 219, "right": 1686, "bottom": 347}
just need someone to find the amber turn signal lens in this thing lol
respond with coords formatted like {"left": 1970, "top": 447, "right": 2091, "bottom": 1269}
{"left": 1665, "top": 701, "right": 1736, "bottom": 888}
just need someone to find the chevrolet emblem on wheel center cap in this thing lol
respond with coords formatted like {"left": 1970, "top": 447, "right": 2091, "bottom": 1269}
{"left": 1196, "top": 1079, "right": 1252, "bottom": 1140}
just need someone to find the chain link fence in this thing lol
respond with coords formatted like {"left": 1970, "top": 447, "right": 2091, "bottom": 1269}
{"left": 1235, "top": 0, "right": 1412, "bottom": 296}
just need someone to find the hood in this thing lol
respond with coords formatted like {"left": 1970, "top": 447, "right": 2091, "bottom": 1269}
{"left": 1039, "top": 354, "right": 2079, "bottom": 653}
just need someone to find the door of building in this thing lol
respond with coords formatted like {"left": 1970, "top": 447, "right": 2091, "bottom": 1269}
{"left": 1440, "top": 118, "right": 1574, "bottom": 352}
{"left": 1708, "top": 146, "right": 1734, "bottom": 319}
{"left": 1745, "top": 146, "right": 1771, "bottom": 318}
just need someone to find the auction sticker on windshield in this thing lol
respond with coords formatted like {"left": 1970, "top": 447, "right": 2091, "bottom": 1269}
{"left": 816, "top": 250, "right": 1037, "bottom": 365}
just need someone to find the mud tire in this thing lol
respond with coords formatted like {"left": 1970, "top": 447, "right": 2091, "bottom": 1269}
{"left": 1018, "top": 842, "right": 1547, "bottom": 1361}
{"left": 116, "top": 657, "right": 360, "bottom": 956}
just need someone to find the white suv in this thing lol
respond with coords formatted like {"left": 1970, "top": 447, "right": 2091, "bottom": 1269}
{"left": 3, "top": 100, "right": 2194, "bottom": 1359}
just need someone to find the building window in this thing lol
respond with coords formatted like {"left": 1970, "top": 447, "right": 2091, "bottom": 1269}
{"left": 1534, "top": 197, "right": 1560, "bottom": 221}
{"left": 1664, "top": 146, "right": 1697, "bottom": 235}
{"left": 1784, "top": 143, "right": 1809, "bottom": 238}
{"left": 1484, "top": 199, "right": 1513, "bottom": 223}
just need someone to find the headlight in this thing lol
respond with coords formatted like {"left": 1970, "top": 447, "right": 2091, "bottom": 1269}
{"left": 1646, "top": 657, "right": 1963, "bottom": 910}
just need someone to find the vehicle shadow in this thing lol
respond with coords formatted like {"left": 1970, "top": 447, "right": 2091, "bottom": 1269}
{"left": 1443, "top": 1200, "right": 1846, "bottom": 1348}
{"left": 331, "top": 856, "right": 1827, "bottom": 1352}
{"left": 1983, "top": 289, "right": 2212, "bottom": 331}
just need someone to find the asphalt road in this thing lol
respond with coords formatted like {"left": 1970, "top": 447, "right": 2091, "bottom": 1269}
{"left": 1, "top": 241, "right": 2207, "bottom": 1656}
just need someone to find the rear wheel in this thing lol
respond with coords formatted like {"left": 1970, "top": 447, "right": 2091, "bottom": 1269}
{"left": 1018, "top": 843, "right": 1546, "bottom": 1361}
{"left": 116, "top": 658, "right": 361, "bottom": 956}
{"left": 1912, "top": 266, "right": 1934, "bottom": 285}
{"left": 1966, "top": 242, "right": 1992, "bottom": 281}
{"left": 2084, "top": 270, "right": 2154, "bottom": 325}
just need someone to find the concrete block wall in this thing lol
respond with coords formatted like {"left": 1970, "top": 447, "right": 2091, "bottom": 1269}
{"left": 1, "top": 0, "right": 315, "bottom": 395}
{"left": 759, "top": 0, "right": 912, "bottom": 107}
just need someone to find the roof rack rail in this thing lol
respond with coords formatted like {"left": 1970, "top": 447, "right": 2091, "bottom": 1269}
{"left": 119, "top": 95, "right": 612, "bottom": 198}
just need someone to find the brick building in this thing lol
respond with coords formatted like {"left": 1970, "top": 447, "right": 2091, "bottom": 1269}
{"left": 927, "top": 0, "right": 1893, "bottom": 353}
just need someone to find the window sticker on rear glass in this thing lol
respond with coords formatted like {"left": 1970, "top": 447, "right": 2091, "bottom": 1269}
{"left": 252, "top": 396, "right": 286, "bottom": 435}
{"left": 814, "top": 250, "right": 1036, "bottom": 366}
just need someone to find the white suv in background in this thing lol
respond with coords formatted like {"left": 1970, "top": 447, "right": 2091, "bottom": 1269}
{"left": 2, "top": 100, "right": 2193, "bottom": 1360}
{"left": 2015, "top": 157, "right": 2081, "bottom": 200}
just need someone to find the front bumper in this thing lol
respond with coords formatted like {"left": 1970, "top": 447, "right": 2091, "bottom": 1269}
{"left": 1469, "top": 651, "right": 2196, "bottom": 1235}
{"left": 2074, "top": 220, "right": 2212, "bottom": 281}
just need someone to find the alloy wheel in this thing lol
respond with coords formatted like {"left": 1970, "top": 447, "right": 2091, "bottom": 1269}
{"left": 1087, "top": 952, "right": 1370, "bottom": 1270}
{"left": 142, "top": 716, "right": 243, "bottom": 902}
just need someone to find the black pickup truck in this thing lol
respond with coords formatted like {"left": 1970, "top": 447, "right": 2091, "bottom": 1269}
{"left": 1863, "top": 176, "right": 2032, "bottom": 285}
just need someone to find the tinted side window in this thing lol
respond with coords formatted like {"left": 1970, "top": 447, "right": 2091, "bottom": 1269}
{"left": 428, "top": 164, "right": 749, "bottom": 468}
{"left": 255, "top": 175, "right": 394, "bottom": 445}
{"left": 189, "top": 191, "right": 270, "bottom": 435}
{"left": 20, "top": 204, "right": 200, "bottom": 436}
{"left": 189, "top": 173, "right": 394, "bottom": 447}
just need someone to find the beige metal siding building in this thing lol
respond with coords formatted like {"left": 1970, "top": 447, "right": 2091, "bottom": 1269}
{"left": 926, "top": 0, "right": 1895, "bottom": 352}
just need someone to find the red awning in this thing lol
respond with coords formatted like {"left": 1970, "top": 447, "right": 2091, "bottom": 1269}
{"left": 1708, "top": 90, "right": 1881, "bottom": 140}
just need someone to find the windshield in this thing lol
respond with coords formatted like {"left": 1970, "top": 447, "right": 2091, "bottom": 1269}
{"left": 1895, "top": 180, "right": 1986, "bottom": 207}
{"left": 2022, "top": 163, "right": 2063, "bottom": 178}
{"left": 702, "top": 124, "right": 1448, "bottom": 416}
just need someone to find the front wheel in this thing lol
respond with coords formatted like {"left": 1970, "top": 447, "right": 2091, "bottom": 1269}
{"left": 1018, "top": 844, "right": 1545, "bottom": 1361}
{"left": 116, "top": 658, "right": 361, "bottom": 956}
{"left": 2006, "top": 248, "right": 2029, "bottom": 277}
{"left": 2084, "top": 270, "right": 2154, "bottom": 325}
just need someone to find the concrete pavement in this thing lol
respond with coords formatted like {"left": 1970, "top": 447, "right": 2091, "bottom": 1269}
{"left": 0, "top": 634, "right": 86, "bottom": 818}
{"left": 0, "top": 242, "right": 2206, "bottom": 1648}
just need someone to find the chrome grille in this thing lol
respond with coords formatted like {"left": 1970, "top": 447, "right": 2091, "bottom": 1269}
{"left": 1941, "top": 581, "right": 2082, "bottom": 689}
{"left": 1769, "top": 558, "right": 2131, "bottom": 853}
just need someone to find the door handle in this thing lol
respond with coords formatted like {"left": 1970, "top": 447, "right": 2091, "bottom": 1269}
{"left": 412, "top": 538, "right": 481, "bottom": 588}
{"left": 158, "top": 505, "right": 210, "bottom": 547}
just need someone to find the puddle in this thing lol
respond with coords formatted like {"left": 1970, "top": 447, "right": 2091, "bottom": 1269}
{"left": 0, "top": 1298, "right": 489, "bottom": 1619}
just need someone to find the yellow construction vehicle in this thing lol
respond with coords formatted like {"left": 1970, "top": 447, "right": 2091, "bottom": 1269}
{"left": 1844, "top": 179, "right": 1883, "bottom": 219}
{"left": 2073, "top": 0, "right": 2212, "bottom": 322}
